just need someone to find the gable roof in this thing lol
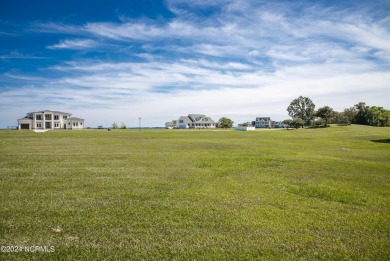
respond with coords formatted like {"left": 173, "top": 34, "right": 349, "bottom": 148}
{"left": 188, "top": 114, "right": 206, "bottom": 122}
{"left": 178, "top": 114, "right": 215, "bottom": 124}
{"left": 256, "top": 117, "right": 271, "bottom": 121}
{"left": 178, "top": 116, "right": 192, "bottom": 123}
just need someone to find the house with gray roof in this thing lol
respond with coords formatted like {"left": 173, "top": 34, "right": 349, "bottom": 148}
{"left": 252, "top": 117, "right": 287, "bottom": 128}
{"left": 254, "top": 117, "right": 272, "bottom": 128}
{"left": 17, "top": 110, "right": 85, "bottom": 130}
{"left": 177, "top": 114, "right": 216, "bottom": 129}
{"left": 165, "top": 120, "right": 177, "bottom": 129}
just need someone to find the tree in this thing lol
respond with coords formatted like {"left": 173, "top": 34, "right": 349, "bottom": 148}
{"left": 343, "top": 107, "right": 358, "bottom": 124}
{"left": 282, "top": 119, "right": 292, "bottom": 129}
{"left": 291, "top": 118, "right": 305, "bottom": 129}
{"left": 379, "top": 111, "right": 390, "bottom": 127}
{"left": 368, "top": 106, "right": 390, "bottom": 126}
{"left": 354, "top": 102, "right": 370, "bottom": 125}
{"left": 336, "top": 112, "right": 350, "bottom": 126}
{"left": 112, "top": 122, "right": 118, "bottom": 129}
{"left": 217, "top": 117, "right": 234, "bottom": 128}
{"left": 121, "top": 122, "right": 127, "bottom": 129}
{"left": 287, "top": 96, "right": 315, "bottom": 127}
{"left": 315, "top": 106, "right": 336, "bottom": 127}
{"left": 283, "top": 118, "right": 304, "bottom": 129}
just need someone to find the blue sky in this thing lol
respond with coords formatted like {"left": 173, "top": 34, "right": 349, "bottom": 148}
{"left": 1, "top": 0, "right": 389, "bottom": 127}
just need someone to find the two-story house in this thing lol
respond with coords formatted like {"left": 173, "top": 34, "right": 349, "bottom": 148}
{"left": 18, "top": 110, "right": 85, "bottom": 130}
{"left": 254, "top": 117, "right": 272, "bottom": 128}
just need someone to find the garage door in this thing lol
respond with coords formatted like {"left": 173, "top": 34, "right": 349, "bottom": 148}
{"left": 20, "top": 124, "right": 30, "bottom": 129}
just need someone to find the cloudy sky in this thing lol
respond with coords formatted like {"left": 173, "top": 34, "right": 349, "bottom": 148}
{"left": 1, "top": 0, "right": 389, "bottom": 128}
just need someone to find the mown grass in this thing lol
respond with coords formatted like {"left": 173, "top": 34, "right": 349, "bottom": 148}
{"left": 0, "top": 125, "right": 389, "bottom": 260}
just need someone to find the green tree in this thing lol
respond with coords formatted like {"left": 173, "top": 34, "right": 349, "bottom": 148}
{"left": 121, "top": 122, "right": 127, "bottom": 129}
{"left": 282, "top": 119, "right": 292, "bottom": 129}
{"left": 343, "top": 107, "right": 358, "bottom": 124}
{"left": 379, "top": 111, "right": 390, "bottom": 127}
{"left": 112, "top": 122, "right": 118, "bottom": 129}
{"left": 354, "top": 102, "right": 370, "bottom": 125}
{"left": 287, "top": 96, "right": 315, "bottom": 127}
{"left": 217, "top": 117, "right": 234, "bottom": 128}
{"left": 291, "top": 118, "right": 305, "bottom": 129}
{"left": 336, "top": 112, "right": 350, "bottom": 126}
{"left": 315, "top": 106, "right": 336, "bottom": 127}
{"left": 283, "top": 118, "right": 304, "bottom": 129}
{"left": 368, "top": 106, "right": 390, "bottom": 126}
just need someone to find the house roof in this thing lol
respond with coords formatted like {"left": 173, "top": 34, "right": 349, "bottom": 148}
{"left": 178, "top": 116, "right": 192, "bottom": 123}
{"left": 188, "top": 114, "right": 206, "bottom": 122}
{"left": 68, "top": 117, "right": 84, "bottom": 121}
{"left": 191, "top": 114, "right": 215, "bottom": 122}
{"left": 178, "top": 114, "right": 215, "bottom": 124}
{"left": 17, "top": 117, "right": 32, "bottom": 121}
{"left": 193, "top": 117, "right": 215, "bottom": 123}
{"left": 256, "top": 117, "right": 271, "bottom": 121}
{"left": 28, "top": 110, "right": 72, "bottom": 115}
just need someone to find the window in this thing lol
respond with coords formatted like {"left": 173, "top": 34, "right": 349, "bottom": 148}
{"left": 36, "top": 114, "right": 42, "bottom": 120}
{"left": 54, "top": 115, "right": 59, "bottom": 120}
{"left": 63, "top": 116, "right": 68, "bottom": 119}
{"left": 45, "top": 114, "right": 52, "bottom": 120}
{"left": 54, "top": 123, "right": 59, "bottom": 128}
{"left": 36, "top": 123, "right": 42, "bottom": 128}
{"left": 179, "top": 120, "right": 183, "bottom": 123}
{"left": 73, "top": 122, "right": 78, "bottom": 127}
{"left": 80, "top": 122, "right": 82, "bottom": 126}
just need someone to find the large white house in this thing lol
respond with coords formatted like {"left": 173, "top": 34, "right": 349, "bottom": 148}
{"left": 17, "top": 110, "right": 85, "bottom": 130}
{"left": 176, "top": 114, "right": 216, "bottom": 129}
{"left": 254, "top": 117, "right": 272, "bottom": 128}
{"left": 252, "top": 117, "right": 287, "bottom": 128}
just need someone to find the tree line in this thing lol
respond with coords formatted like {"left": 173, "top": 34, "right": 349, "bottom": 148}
{"left": 284, "top": 96, "right": 390, "bottom": 128}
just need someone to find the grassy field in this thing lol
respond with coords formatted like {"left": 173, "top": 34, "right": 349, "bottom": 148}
{"left": 1, "top": 125, "right": 389, "bottom": 260}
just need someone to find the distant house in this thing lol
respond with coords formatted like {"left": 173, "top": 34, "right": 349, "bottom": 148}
{"left": 165, "top": 120, "right": 177, "bottom": 129}
{"left": 18, "top": 110, "right": 85, "bottom": 130}
{"left": 273, "top": 121, "right": 287, "bottom": 128}
{"left": 254, "top": 117, "right": 272, "bottom": 128}
{"left": 177, "top": 114, "right": 216, "bottom": 129}
{"left": 252, "top": 117, "right": 287, "bottom": 128}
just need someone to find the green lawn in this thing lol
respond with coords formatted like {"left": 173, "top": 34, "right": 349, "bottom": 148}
{"left": 1, "top": 125, "right": 389, "bottom": 260}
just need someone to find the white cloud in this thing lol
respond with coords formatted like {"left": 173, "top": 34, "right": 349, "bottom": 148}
{"left": 47, "top": 39, "right": 99, "bottom": 50}
{"left": 0, "top": 50, "right": 46, "bottom": 60}
{"left": 3, "top": 55, "right": 389, "bottom": 127}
